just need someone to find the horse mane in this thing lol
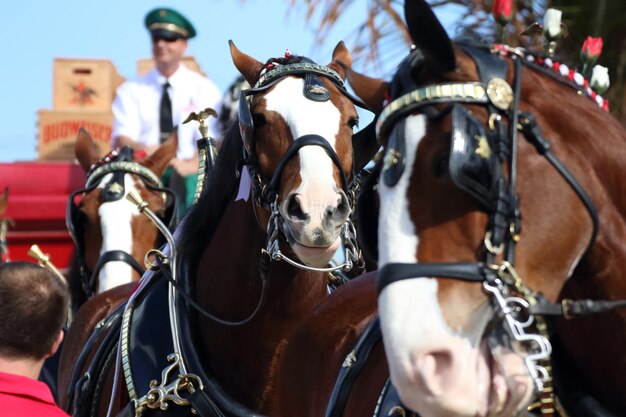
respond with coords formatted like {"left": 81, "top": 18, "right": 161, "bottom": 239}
{"left": 178, "top": 121, "right": 244, "bottom": 272}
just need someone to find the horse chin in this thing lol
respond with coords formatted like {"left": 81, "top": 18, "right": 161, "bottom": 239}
{"left": 290, "top": 237, "right": 341, "bottom": 268}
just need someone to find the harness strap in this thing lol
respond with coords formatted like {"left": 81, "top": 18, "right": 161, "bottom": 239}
{"left": 71, "top": 308, "right": 124, "bottom": 416}
{"left": 86, "top": 161, "right": 163, "bottom": 189}
{"left": 518, "top": 112, "right": 599, "bottom": 255}
{"left": 351, "top": 118, "right": 380, "bottom": 173}
{"left": 377, "top": 261, "right": 626, "bottom": 320}
{"left": 531, "top": 298, "right": 626, "bottom": 318}
{"left": 88, "top": 250, "right": 146, "bottom": 294}
{"left": 253, "top": 61, "right": 371, "bottom": 110}
{"left": 115, "top": 388, "right": 231, "bottom": 417}
{"left": 377, "top": 262, "right": 489, "bottom": 293}
{"left": 159, "top": 258, "right": 268, "bottom": 327}
{"left": 459, "top": 44, "right": 509, "bottom": 86}
{"left": 268, "top": 134, "right": 348, "bottom": 194}
{"left": 377, "top": 82, "right": 489, "bottom": 136}
{"left": 194, "top": 137, "right": 219, "bottom": 204}
{"left": 188, "top": 390, "right": 227, "bottom": 417}
{"left": 325, "top": 316, "right": 382, "bottom": 417}
{"left": 65, "top": 304, "right": 125, "bottom": 412}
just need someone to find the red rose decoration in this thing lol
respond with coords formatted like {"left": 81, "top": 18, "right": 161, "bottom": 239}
{"left": 581, "top": 36, "right": 603, "bottom": 63}
{"left": 493, "top": 0, "right": 513, "bottom": 25}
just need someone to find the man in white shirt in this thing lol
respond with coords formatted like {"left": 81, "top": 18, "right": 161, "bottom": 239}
{"left": 111, "top": 7, "right": 221, "bottom": 217}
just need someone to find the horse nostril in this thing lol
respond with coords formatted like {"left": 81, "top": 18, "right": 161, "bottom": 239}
{"left": 327, "top": 192, "right": 351, "bottom": 224}
{"left": 286, "top": 194, "right": 309, "bottom": 222}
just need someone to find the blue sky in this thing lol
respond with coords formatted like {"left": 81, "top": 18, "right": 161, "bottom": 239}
{"left": 0, "top": 1, "right": 459, "bottom": 162}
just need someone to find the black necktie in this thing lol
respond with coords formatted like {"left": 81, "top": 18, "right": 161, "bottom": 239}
{"left": 160, "top": 81, "right": 173, "bottom": 143}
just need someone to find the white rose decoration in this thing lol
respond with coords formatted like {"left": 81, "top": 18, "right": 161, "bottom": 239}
{"left": 543, "top": 8, "right": 563, "bottom": 39}
{"left": 590, "top": 65, "right": 610, "bottom": 94}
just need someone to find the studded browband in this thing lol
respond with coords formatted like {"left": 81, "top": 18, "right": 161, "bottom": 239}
{"left": 255, "top": 61, "right": 345, "bottom": 89}
{"left": 86, "top": 161, "right": 163, "bottom": 189}
{"left": 377, "top": 78, "right": 514, "bottom": 137}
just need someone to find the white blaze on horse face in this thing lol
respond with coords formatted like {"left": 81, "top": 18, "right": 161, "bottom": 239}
{"left": 265, "top": 77, "right": 341, "bottom": 198}
{"left": 265, "top": 77, "right": 346, "bottom": 251}
{"left": 377, "top": 115, "right": 532, "bottom": 416}
{"left": 378, "top": 115, "right": 423, "bottom": 266}
{"left": 97, "top": 173, "right": 138, "bottom": 293}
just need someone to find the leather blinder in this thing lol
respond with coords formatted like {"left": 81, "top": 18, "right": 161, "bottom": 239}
{"left": 382, "top": 119, "right": 407, "bottom": 188}
{"left": 448, "top": 105, "right": 495, "bottom": 209}
{"left": 238, "top": 90, "right": 254, "bottom": 155}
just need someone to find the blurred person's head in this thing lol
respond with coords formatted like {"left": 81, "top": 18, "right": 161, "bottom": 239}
{"left": 0, "top": 261, "right": 68, "bottom": 361}
{"left": 145, "top": 7, "right": 195, "bottom": 76}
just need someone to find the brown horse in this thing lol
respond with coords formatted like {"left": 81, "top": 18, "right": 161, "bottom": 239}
{"left": 58, "top": 40, "right": 375, "bottom": 416}
{"left": 67, "top": 128, "right": 177, "bottom": 309}
{"left": 329, "top": 1, "right": 626, "bottom": 416}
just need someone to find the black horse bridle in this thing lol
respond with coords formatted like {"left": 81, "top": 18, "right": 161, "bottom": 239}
{"left": 373, "top": 43, "right": 626, "bottom": 396}
{"left": 238, "top": 58, "right": 369, "bottom": 208}
{"left": 67, "top": 147, "right": 176, "bottom": 298}
{"left": 237, "top": 57, "right": 371, "bottom": 277}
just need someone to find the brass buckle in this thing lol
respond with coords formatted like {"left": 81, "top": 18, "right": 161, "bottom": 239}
{"left": 134, "top": 353, "right": 203, "bottom": 416}
{"left": 561, "top": 298, "right": 574, "bottom": 320}
{"left": 484, "top": 231, "right": 504, "bottom": 255}
{"left": 144, "top": 249, "right": 169, "bottom": 271}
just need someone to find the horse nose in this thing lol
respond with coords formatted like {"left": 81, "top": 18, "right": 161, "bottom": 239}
{"left": 394, "top": 347, "right": 482, "bottom": 416}
{"left": 284, "top": 191, "right": 350, "bottom": 227}
{"left": 324, "top": 190, "right": 350, "bottom": 228}
{"left": 285, "top": 193, "right": 310, "bottom": 223}
{"left": 413, "top": 349, "right": 456, "bottom": 397}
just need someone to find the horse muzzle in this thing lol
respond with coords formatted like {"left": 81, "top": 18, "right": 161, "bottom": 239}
{"left": 280, "top": 190, "right": 349, "bottom": 267}
{"left": 379, "top": 279, "right": 535, "bottom": 417}
{"left": 388, "top": 333, "right": 534, "bottom": 417}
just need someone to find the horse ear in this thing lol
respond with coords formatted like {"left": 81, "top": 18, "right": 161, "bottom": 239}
{"left": 404, "top": 0, "right": 455, "bottom": 73}
{"left": 329, "top": 41, "right": 352, "bottom": 79}
{"left": 229, "top": 40, "right": 264, "bottom": 87}
{"left": 75, "top": 128, "right": 100, "bottom": 173}
{"left": 143, "top": 130, "right": 178, "bottom": 177}
{"left": 342, "top": 64, "right": 389, "bottom": 114}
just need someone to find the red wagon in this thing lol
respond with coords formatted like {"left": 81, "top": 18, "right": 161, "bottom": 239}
{"left": 0, "top": 161, "right": 85, "bottom": 271}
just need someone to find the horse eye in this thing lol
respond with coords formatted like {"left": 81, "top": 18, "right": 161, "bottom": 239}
{"left": 433, "top": 153, "right": 449, "bottom": 177}
{"left": 348, "top": 117, "right": 359, "bottom": 129}
{"left": 252, "top": 113, "right": 266, "bottom": 127}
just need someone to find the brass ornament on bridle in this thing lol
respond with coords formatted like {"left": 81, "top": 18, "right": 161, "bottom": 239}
{"left": 486, "top": 78, "right": 514, "bottom": 110}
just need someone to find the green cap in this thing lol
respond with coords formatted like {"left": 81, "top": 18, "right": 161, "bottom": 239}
{"left": 144, "top": 7, "right": 196, "bottom": 40}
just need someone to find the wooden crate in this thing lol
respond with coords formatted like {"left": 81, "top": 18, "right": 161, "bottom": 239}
{"left": 37, "top": 110, "right": 113, "bottom": 160}
{"left": 53, "top": 58, "right": 125, "bottom": 111}
{"left": 137, "top": 56, "right": 205, "bottom": 77}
